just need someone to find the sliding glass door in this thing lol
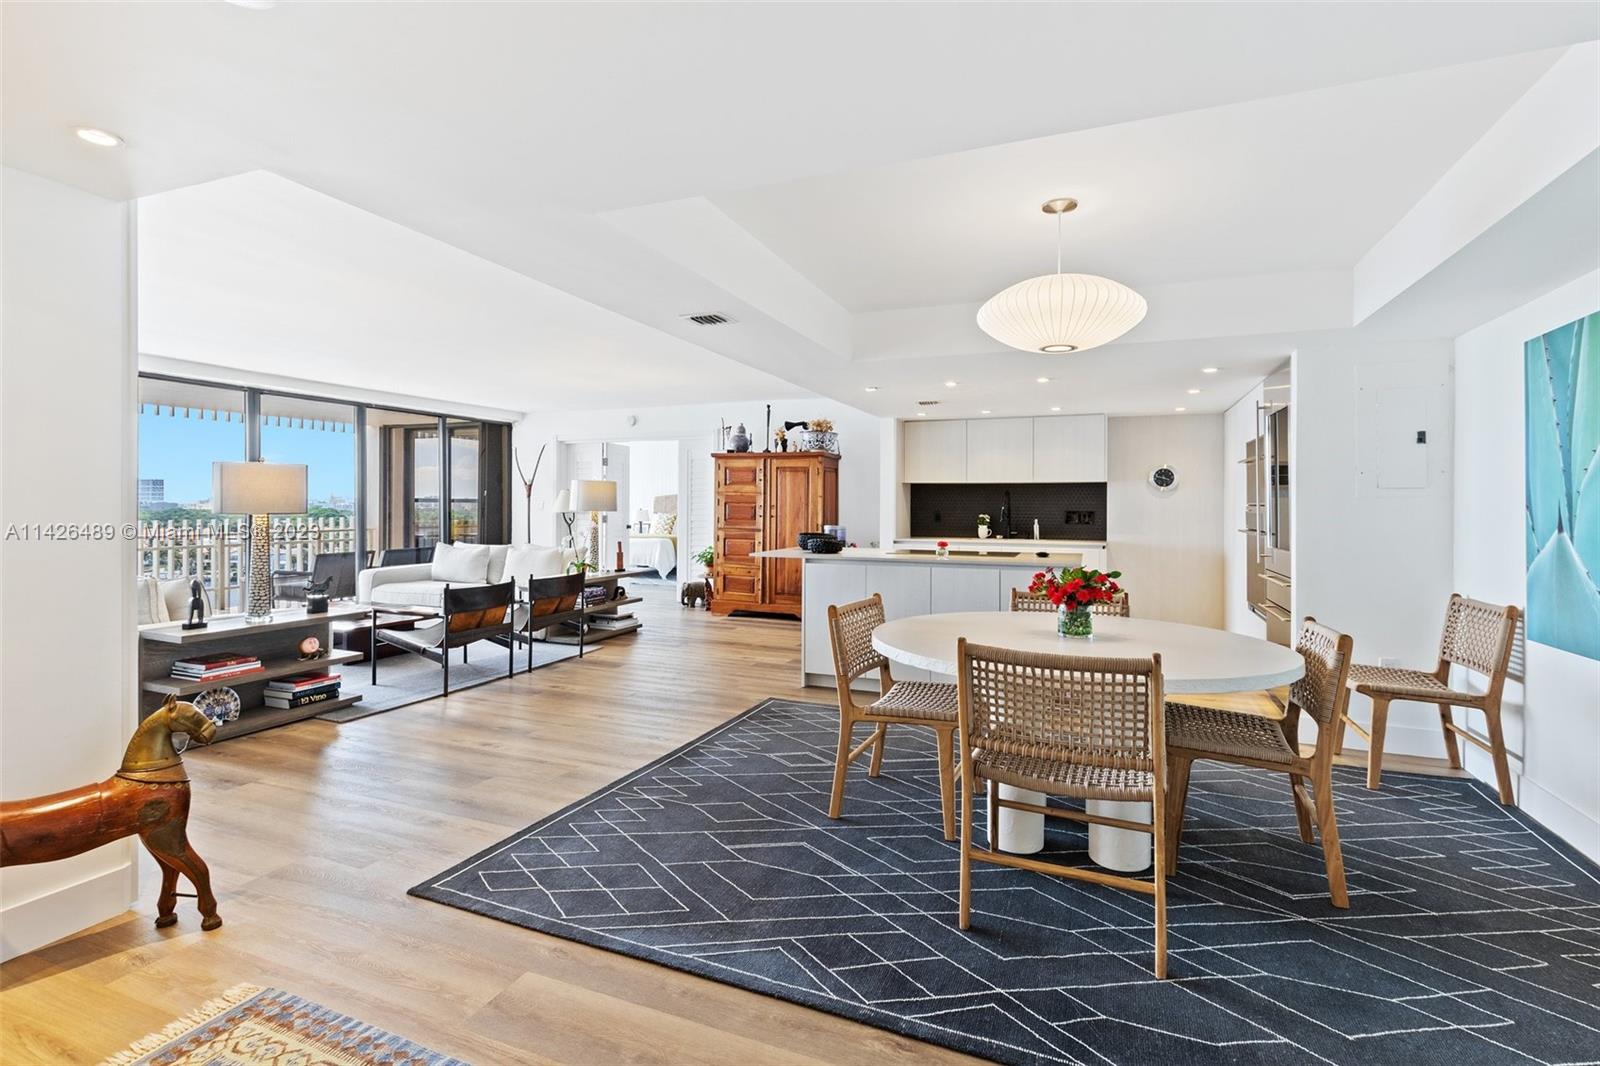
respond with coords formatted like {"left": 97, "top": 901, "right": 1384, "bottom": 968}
{"left": 137, "top": 374, "right": 513, "bottom": 599}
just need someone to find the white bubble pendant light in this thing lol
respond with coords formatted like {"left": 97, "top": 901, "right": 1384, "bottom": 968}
{"left": 976, "top": 198, "right": 1146, "bottom": 354}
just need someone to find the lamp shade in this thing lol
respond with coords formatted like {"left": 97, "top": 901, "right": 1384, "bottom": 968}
{"left": 212, "top": 461, "right": 308, "bottom": 515}
{"left": 571, "top": 479, "right": 618, "bottom": 513}
{"left": 976, "top": 272, "right": 1147, "bottom": 354}
{"left": 553, "top": 489, "right": 573, "bottom": 513}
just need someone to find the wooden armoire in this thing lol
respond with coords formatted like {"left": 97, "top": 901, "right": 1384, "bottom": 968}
{"left": 711, "top": 451, "right": 839, "bottom": 617}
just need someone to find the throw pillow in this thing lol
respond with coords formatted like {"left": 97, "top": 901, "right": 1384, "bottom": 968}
{"left": 136, "top": 576, "right": 165, "bottom": 625}
{"left": 431, "top": 541, "right": 491, "bottom": 583}
{"left": 504, "top": 544, "right": 569, "bottom": 585}
{"left": 649, "top": 512, "right": 678, "bottom": 535}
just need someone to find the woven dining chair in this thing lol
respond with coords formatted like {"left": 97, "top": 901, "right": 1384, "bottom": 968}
{"left": 826, "top": 595, "right": 962, "bottom": 840}
{"left": 956, "top": 640, "right": 1170, "bottom": 978}
{"left": 1165, "top": 617, "right": 1355, "bottom": 907}
{"left": 1336, "top": 594, "right": 1520, "bottom": 803}
{"left": 1010, "top": 588, "right": 1130, "bottom": 617}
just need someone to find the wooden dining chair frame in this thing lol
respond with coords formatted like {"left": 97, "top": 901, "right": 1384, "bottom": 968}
{"left": 1336, "top": 594, "right": 1520, "bottom": 803}
{"left": 1165, "top": 617, "right": 1355, "bottom": 907}
{"left": 826, "top": 594, "right": 962, "bottom": 841}
{"left": 1010, "top": 588, "right": 1130, "bottom": 617}
{"left": 956, "top": 639, "right": 1169, "bottom": 978}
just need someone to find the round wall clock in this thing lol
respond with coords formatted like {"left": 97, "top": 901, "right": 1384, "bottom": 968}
{"left": 1149, "top": 465, "right": 1179, "bottom": 493}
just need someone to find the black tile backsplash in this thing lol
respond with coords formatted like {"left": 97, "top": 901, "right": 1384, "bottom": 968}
{"left": 909, "top": 482, "right": 1107, "bottom": 540}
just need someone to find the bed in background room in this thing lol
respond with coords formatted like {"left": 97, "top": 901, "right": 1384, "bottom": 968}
{"left": 628, "top": 493, "right": 678, "bottom": 579}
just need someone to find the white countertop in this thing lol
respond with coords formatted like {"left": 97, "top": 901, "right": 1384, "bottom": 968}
{"left": 754, "top": 546, "right": 1084, "bottom": 568}
{"left": 895, "top": 536, "right": 1106, "bottom": 549}
{"left": 872, "top": 612, "right": 1305, "bottom": 694}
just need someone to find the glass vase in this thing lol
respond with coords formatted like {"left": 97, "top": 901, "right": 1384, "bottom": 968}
{"left": 1057, "top": 605, "right": 1093, "bottom": 639}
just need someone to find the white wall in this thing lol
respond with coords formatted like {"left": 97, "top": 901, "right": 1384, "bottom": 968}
{"left": 1, "top": 169, "right": 137, "bottom": 959}
{"left": 623, "top": 440, "right": 679, "bottom": 521}
{"left": 514, "top": 397, "right": 884, "bottom": 553}
{"left": 1221, "top": 382, "right": 1268, "bottom": 639}
{"left": 1455, "top": 269, "right": 1600, "bottom": 861}
{"left": 1107, "top": 415, "right": 1224, "bottom": 626}
{"left": 1293, "top": 334, "right": 1456, "bottom": 757}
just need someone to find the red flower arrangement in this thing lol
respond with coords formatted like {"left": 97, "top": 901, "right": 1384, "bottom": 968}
{"left": 1028, "top": 565, "right": 1124, "bottom": 611}
{"left": 936, "top": 540, "right": 949, "bottom": 549}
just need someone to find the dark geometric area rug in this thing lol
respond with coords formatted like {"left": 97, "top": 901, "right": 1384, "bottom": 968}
{"left": 410, "top": 698, "right": 1600, "bottom": 1066}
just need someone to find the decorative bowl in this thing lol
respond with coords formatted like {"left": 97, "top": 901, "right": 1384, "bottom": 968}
{"left": 193, "top": 686, "right": 242, "bottom": 725}
{"left": 797, "top": 532, "right": 845, "bottom": 554}
{"left": 792, "top": 429, "right": 839, "bottom": 455}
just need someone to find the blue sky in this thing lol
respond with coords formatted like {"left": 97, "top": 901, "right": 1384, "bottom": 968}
{"left": 139, "top": 412, "right": 357, "bottom": 504}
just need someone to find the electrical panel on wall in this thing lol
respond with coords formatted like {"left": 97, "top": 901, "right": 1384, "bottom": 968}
{"left": 1355, "top": 363, "right": 1451, "bottom": 499}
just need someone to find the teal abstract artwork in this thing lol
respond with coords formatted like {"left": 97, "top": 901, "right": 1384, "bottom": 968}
{"left": 1525, "top": 311, "right": 1600, "bottom": 660}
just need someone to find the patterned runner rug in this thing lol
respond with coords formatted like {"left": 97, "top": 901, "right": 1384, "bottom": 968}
{"left": 412, "top": 698, "right": 1600, "bottom": 1066}
{"left": 104, "top": 984, "right": 466, "bottom": 1066}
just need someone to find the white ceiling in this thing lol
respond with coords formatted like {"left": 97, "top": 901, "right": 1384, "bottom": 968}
{"left": 712, "top": 52, "right": 1559, "bottom": 311}
{"left": 137, "top": 172, "right": 805, "bottom": 412}
{"left": 5, "top": 2, "right": 1597, "bottom": 419}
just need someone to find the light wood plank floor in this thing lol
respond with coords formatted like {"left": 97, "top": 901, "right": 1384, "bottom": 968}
{"left": 0, "top": 586, "right": 1462, "bottom": 1064}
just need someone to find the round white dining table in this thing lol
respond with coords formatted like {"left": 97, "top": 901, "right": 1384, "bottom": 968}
{"left": 871, "top": 612, "right": 1305, "bottom": 871}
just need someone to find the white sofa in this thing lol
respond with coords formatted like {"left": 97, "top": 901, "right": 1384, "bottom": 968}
{"left": 357, "top": 542, "right": 578, "bottom": 610}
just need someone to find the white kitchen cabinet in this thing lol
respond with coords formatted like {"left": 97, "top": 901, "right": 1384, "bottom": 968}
{"left": 1032, "top": 415, "right": 1108, "bottom": 482}
{"left": 965, "top": 418, "right": 1033, "bottom": 482}
{"left": 864, "top": 563, "right": 934, "bottom": 679}
{"left": 802, "top": 562, "right": 866, "bottom": 685}
{"left": 999, "top": 567, "right": 1041, "bottom": 606}
{"left": 931, "top": 566, "right": 1003, "bottom": 613}
{"left": 902, "top": 420, "right": 967, "bottom": 483}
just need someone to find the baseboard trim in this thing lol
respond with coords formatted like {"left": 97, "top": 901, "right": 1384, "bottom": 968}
{"left": 0, "top": 860, "right": 134, "bottom": 962}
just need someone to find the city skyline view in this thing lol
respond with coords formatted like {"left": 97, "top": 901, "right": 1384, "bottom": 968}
{"left": 137, "top": 409, "right": 358, "bottom": 509}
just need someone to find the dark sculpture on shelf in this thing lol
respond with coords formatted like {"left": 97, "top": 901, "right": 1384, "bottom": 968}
{"left": 303, "top": 575, "right": 332, "bottom": 614}
{"left": 0, "top": 695, "right": 222, "bottom": 931}
{"left": 182, "top": 578, "right": 208, "bottom": 630}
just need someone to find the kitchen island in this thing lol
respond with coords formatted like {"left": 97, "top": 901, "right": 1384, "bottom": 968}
{"left": 754, "top": 546, "right": 1084, "bottom": 688}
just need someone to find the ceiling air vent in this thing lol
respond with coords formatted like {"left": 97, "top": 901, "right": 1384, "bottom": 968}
{"left": 917, "top": 400, "right": 941, "bottom": 407}
{"left": 680, "top": 312, "right": 736, "bottom": 326}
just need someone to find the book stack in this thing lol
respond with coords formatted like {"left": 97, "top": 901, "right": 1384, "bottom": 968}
{"left": 587, "top": 612, "right": 635, "bottom": 630}
{"left": 582, "top": 586, "right": 609, "bottom": 607}
{"left": 171, "top": 653, "right": 263, "bottom": 682}
{"left": 263, "top": 672, "right": 342, "bottom": 710}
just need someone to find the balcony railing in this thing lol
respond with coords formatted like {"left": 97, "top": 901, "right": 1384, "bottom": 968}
{"left": 137, "top": 516, "right": 358, "bottom": 612}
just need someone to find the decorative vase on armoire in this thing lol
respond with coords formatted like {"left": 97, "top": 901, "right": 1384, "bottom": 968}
{"left": 710, "top": 449, "right": 839, "bottom": 617}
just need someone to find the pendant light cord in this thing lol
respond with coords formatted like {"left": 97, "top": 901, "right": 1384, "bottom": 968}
{"left": 1056, "top": 209, "right": 1063, "bottom": 275}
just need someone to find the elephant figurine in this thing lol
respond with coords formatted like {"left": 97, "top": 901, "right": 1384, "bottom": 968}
{"left": 681, "top": 579, "right": 710, "bottom": 609}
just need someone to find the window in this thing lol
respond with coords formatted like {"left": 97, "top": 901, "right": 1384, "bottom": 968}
{"left": 136, "top": 375, "right": 513, "bottom": 602}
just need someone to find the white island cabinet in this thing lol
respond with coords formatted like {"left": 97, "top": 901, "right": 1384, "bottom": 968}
{"left": 765, "top": 546, "right": 1086, "bottom": 689}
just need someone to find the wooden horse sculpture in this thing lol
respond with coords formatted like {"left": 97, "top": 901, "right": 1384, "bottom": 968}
{"left": 0, "top": 695, "right": 222, "bottom": 930}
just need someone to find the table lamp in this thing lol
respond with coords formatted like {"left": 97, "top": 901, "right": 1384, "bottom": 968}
{"left": 552, "top": 487, "right": 576, "bottom": 548}
{"left": 571, "top": 479, "right": 617, "bottom": 571}
{"left": 214, "top": 460, "right": 308, "bottom": 623}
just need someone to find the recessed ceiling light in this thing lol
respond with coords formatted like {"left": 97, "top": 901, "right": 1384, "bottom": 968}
{"left": 1050, "top": 406, "right": 1062, "bottom": 412}
{"left": 980, "top": 409, "right": 992, "bottom": 414}
{"left": 1174, "top": 406, "right": 1187, "bottom": 412}
{"left": 916, "top": 411, "right": 927, "bottom": 417}
{"left": 1201, "top": 367, "right": 1220, "bottom": 374}
{"left": 1186, "top": 388, "right": 1201, "bottom": 395}
{"left": 944, "top": 380, "right": 958, "bottom": 388}
{"left": 863, "top": 386, "right": 879, "bottom": 393}
{"left": 1036, "top": 377, "right": 1051, "bottom": 384}
{"left": 74, "top": 127, "right": 123, "bottom": 148}
{"left": 225, "top": 0, "right": 277, "bottom": 8}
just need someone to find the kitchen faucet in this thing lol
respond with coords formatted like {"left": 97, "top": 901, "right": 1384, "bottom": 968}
{"left": 999, "top": 490, "right": 1015, "bottom": 537}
